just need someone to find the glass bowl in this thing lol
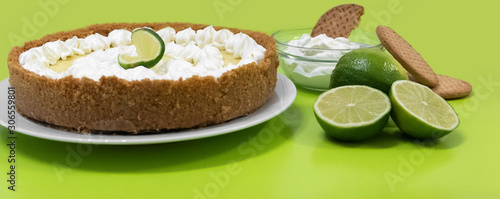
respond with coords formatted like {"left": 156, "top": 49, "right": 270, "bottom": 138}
{"left": 272, "top": 28, "right": 380, "bottom": 91}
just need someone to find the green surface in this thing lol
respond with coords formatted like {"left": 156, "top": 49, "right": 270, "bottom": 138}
{"left": 1, "top": 0, "right": 500, "bottom": 198}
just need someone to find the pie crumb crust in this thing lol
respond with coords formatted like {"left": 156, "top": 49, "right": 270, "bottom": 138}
{"left": 7, "top": 22, "right": 279, "bottom": 132}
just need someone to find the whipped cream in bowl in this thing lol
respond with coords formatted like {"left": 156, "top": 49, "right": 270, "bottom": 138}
{"left": 273, "top": 28, "right": 379, "bottom": 91}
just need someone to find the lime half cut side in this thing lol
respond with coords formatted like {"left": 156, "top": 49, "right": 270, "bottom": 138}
{"left": 313, "top": 85, "right": 391, "bottom": 141}
{"left": 118, "top": 28, "right": 165, "bottom": 69}
{"left": 390, "top": 80, "right": 459, "bottom": 139}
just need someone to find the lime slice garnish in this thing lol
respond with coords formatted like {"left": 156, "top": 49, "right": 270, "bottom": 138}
{"left": 118, "top": 28, "right": 165, "bottom": 69}
{"left": 314, "top": 85, "right": 391, "bottom": 141}
{"left": 390, "top": 80, "right": 460, "bottom": 139}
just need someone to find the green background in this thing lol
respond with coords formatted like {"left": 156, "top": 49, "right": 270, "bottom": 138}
{"left": 1, "top": 0, "right": 500, "bottom": 198}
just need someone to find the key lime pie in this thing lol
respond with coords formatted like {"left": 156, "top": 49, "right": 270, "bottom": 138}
{"left": 7, "top": 23, "right": 278, "bottom": 132}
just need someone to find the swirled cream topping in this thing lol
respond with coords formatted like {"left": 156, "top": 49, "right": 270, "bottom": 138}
{"left": 19, "top": 25, "right": 266, "bottom": 81}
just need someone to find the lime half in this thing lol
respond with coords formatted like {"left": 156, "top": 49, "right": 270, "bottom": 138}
{"left": 390, "top": 80, "right": 459, "bottom": 139}
{"left": 118, "top": 28, "right": 165, "bottom": 69}
{"left": 314, "top": 85, "right": 391, "bottom": 141}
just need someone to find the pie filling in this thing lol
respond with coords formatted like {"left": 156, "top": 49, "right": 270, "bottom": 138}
{"left": 19, "top": 26, "right": 266, "bottom": 81}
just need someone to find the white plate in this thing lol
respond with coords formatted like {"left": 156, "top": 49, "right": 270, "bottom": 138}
{"left": 0, "top": 73, "right": 296, "bottom": 145}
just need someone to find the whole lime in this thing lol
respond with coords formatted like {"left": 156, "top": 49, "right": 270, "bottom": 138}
{"left": 330, "top": 48, "right": 408, "bottom": 94}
